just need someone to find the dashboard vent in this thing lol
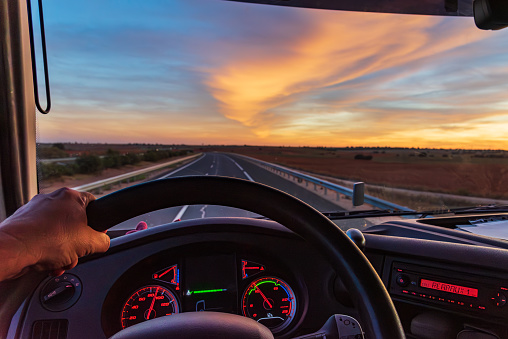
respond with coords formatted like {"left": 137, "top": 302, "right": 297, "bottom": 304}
{"left": 31, "top": 319, "right": 68, "bottom": 339}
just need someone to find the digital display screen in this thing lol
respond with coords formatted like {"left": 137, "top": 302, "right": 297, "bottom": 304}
{"left": 183, "top": 254, "right": 237, "bottom": 313}
{"left": 420, "top": 279, "right": 478, "bottom": 297}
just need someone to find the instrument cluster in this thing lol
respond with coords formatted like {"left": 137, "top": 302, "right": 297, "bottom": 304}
{"left": 101, "top": 245, "right": 304, "bottom": 337}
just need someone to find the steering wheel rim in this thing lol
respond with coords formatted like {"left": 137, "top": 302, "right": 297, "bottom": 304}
{"left": 86, "top": 176, "right": 404, "bottom": 338}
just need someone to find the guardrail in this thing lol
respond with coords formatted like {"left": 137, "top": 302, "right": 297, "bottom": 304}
{"left": 40, "top": 157, "right": 77, "bottom": 164}
{"left": 239, "top": 155, "right": 413, "bottom": 212}
{"left": 72, "top": 153, "right": 201, "bottom": 192}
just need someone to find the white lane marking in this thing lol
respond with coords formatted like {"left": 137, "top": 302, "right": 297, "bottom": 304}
{"left": 232, "top": 161, "right": 244, "bottom": 171}
{"left": 205, "top": 173, "right": 209, "bottom": 175}
{"left": 200, "top": 205, "right": 208, "bottom": 218}
{"left": 173, "top": 205, "right": 189, "bottom": 222}
{"left": 211, "top": 164, "right": 214, "bottom": 168}
{"left": 243, "top": 171, "right": 254, "bottom": 182}
{"left": 225, "top": 155, "right": 254, "bottom": 182}
{"left": 159, "top": 154, "right": 205, "bottom": 179}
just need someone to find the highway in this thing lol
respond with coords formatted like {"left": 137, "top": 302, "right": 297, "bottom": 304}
{"left": 111, "top": 152, "right": 343, "bottom": 230}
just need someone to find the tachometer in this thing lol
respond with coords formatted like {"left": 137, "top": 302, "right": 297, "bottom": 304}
{"left": 121, "top": 285, "right": 179, "bottom": 329}
{"left": 241, "top": 277, "right": 297, "bottom": 332}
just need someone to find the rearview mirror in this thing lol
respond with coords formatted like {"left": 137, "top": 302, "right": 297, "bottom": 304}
{"left": 474, "top": 0, "right": 508, "bottom": 30}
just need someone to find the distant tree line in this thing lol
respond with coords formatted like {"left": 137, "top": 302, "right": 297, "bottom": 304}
{"left": 38, "top": 145, "right": 68, "bottom": 159}
{"left": 39, "top": 149, "right": 191, "bottom": 180}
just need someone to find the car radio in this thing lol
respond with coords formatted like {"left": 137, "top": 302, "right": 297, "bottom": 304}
{"left": 389, "top": 262, "right": 508, "bottom": 318}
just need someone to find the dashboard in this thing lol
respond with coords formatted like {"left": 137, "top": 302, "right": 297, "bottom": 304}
{"left": 101, "top": 245, "right": 301, "bottom": 336}
{"left": 17, "top": 218, "right": 348, "bottom": 339}
{"left": 12, "top": 214, "right": 508, "bottom": 338}
{"left": 363, "top": 214, "right": 508, "bottom": 339}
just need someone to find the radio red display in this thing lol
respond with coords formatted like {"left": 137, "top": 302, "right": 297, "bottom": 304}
{"left": 420, "top": 279, "right": 478, "bottom": 297}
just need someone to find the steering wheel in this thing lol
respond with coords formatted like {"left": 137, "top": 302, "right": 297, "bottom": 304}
{"left": 86, "top": 176, "right": 404, "bottom": 339}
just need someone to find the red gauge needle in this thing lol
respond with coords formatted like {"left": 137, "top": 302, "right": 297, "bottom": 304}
{"left": 158, "top": 266, "right": 174, "bottom": 278}
{"left": 255, "top": 285, "right": 273, "bottom": 309}
{"left": 146, "top": 287, "right": 159, "bottom": 319}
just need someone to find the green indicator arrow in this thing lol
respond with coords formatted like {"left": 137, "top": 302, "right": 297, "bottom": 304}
{"left": 186, "top": 288, "right": 227, "bottom": 295}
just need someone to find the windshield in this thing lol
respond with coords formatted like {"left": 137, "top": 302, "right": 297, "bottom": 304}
{"left": 34, "top": 0, "right": 508, "bottom": 232}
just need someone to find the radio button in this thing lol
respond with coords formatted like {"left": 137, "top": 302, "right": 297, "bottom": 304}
{"left": 396, "top": 274, "right": 410, "bottom": 287}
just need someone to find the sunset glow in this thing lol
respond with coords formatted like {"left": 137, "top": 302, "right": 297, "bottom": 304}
{"left": 37, "top": 0, "right": 508, "bottom": 149}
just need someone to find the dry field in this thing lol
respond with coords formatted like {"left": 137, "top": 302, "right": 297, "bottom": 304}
{"left": 206, "top": 146, "right": 508, "bottom": 200}
{"left": 39, "top": 143, "right": 508, "bottom": 203}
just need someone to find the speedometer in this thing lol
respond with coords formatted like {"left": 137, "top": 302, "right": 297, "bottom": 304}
{"left": 121, "top": 285, "right": 179, "bottom": 329}
{"left": 241, "top": 277, "right": 297, "bottom": 332}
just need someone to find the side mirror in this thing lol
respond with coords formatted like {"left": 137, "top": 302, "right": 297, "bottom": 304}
{"left": 352, "top": 182, "right": 365, "bottom": 207}
{"left": 474, "top": 0, "right": 508, "bottom": 30}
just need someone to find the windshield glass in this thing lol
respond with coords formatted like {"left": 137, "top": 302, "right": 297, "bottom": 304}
{"left": 34, "top": 0, "right": 508, "bottom": 231}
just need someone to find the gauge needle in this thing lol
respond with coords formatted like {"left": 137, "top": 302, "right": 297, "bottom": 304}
{"left": 255, "top": 285, "right": 272, "bottom": 309}
{"left": 147, "top": 287, "right": 159, "bottom": 319}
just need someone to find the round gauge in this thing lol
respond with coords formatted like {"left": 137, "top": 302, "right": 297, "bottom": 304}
{"left": 241, "top": 277, "right": 297, "bottom": 332}
{"left": 121, "top": 285, "right": 179, "bottom": 329}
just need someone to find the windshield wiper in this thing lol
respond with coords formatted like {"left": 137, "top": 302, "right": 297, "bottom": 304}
{"left": 323, "top": 204, "right": 508, "bottom": 220}
{"left": 321, "top": 209, "right": 418, "bottom": 220}
{"left": 420, "top": 204, "right": 508, "bottom": 217}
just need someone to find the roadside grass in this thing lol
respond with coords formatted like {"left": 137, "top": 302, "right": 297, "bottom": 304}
{"left": 364, "top": 186, "right": 487, "bottom": 211}
{"left": 228, "top": 147, "right": 508, "bottom": 201}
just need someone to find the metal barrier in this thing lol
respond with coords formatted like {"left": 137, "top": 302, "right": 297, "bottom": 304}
{"left": 238, "top": 155, "right": 413, "bottom": 212}
{"left": 72, "top": 153, "right": 202, "bottom": 192}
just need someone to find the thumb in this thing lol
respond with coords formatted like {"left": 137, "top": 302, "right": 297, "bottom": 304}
{"left": 79, "top": 227, "right": 111, "bottom": 255}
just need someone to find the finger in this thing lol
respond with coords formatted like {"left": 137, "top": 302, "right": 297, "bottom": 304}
{"left": 95, "top": 232, "right": 111, "bottom": 253}
{"left": 50, "top": 269, "right": 65, "bottom": 277}
{"left": 63, "top": 258, "right": 79, "bottom": 271}
{"left": 81, "top": 228, "right": 111, "bottom": 254}
{"left": 80, "top": 191, "right": 96, "bottom": 206}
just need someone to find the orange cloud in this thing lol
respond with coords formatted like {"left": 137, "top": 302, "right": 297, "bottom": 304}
{"left": 203, "top": 10, "right": 497, "bottom": 145}
{"left": 39, "top": 4, "right": 508, "bottom": 150}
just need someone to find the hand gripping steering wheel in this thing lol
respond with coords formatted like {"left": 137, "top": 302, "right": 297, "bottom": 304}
{"left": 86, "top": 176, "right": 404, "bottom": 339}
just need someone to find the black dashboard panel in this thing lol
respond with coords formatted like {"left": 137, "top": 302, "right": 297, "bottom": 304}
{"left": 365, "top": 213, "right": 508, "bottom": 249}
{"left": 15, "top": 216, "right": 508, "bottom": 338}
{"left": 18, "top": 218, "right": 349, "bottom": 339}
{"left": 363, "top": 220, "right": 508, "bottom": 338}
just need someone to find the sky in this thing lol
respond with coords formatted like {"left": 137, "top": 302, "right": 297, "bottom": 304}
{"left": 35, "top": 0, "right": 508, "bottom": 149}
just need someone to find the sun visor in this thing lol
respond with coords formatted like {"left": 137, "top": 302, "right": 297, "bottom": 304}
{"left": 227, "top": 0, "right": 474, "bottom": 16}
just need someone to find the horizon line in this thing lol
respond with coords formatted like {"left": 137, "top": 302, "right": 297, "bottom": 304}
{"left": 37, "top": 142, "right": 508, "bottom": 152}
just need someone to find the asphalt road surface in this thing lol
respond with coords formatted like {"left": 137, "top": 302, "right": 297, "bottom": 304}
{"left": 111, "top": 152, "right": 344, "bottom": 230}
